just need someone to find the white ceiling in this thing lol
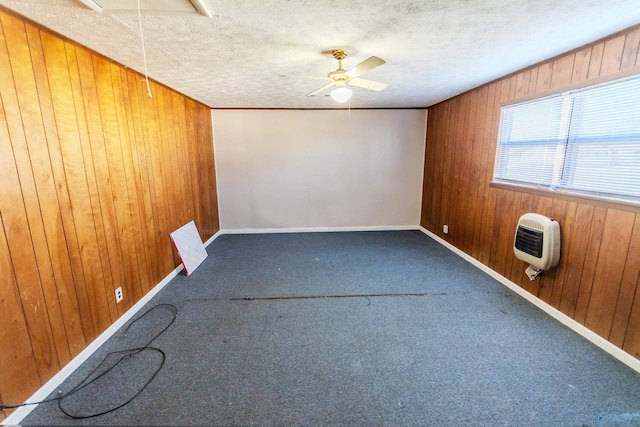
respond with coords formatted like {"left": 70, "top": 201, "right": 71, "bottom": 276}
{"left": 1, "top": 0, "right": 639, "bottom": 109}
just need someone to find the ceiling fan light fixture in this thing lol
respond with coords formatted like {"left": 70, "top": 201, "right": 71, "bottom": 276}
{"left": 331, "top": 86, "right": 352, "bottom": 103}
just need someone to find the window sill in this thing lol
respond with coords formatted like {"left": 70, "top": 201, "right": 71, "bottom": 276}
{"left": 489, "top": 181, "right": 640, "bottom": 214}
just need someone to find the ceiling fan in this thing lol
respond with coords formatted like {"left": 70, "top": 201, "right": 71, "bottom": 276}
{"left": 281, "top": 49, "right": 388, "bottom": 103}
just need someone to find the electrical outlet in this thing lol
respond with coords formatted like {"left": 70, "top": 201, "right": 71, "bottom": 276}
{"left": 115, "top": 287, "right": 123, "bottom": 303}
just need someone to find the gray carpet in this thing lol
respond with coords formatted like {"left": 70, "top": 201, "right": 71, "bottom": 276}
{"left": 20, "top": 231, "right": 640, "bottom": 426}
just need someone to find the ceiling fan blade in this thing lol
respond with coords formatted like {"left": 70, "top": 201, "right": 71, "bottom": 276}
{"left": 345, "top": 56, "right": 386, "bottom": 79}
{"left": 349, "top": 78, "right": 388, "bottom": 91}
{"left": 307, "top": 82, "right": 335, "bottom": 97}
{"left": 280, "top": 74, "right": 331, "bottom": 81}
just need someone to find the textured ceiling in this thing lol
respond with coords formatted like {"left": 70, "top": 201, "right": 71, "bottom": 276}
{"left": 1, "top": 0, "right": 640, "bottom": 109}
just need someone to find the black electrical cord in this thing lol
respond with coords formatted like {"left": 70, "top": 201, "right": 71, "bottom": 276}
{"left": 57, "top": 346, "right": 166, "bottom": 419}
{"left": 123, "top": 303, "right": 178, "bottom": 346}
{"left": 2, "top": 293, "right": 439, "bottom": 419}
{"left": 0, "top": 303, "right": 177, "bottom": 419}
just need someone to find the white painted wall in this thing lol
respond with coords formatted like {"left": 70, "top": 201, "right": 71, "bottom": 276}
{"left": 212, "top": 109, "right": 427, "bottom": 231}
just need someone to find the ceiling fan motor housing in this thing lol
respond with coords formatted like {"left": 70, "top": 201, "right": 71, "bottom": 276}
{"left": 328, "top": 70, "right": 348, "bottom": 81}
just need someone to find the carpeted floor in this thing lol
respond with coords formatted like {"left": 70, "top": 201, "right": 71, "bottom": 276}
{"left": 20, "top": 231, "right": 640, "bottom": 426}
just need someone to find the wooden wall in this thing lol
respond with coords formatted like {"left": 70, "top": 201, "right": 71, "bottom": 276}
{"left": 0, "top": 9, "right": 218, "bottom": 418}
{"left": 421, "top": 24, "right": 640, "bottom": 360}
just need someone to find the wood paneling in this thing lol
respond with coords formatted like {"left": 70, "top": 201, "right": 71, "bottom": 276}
{"left": 0, "top": 9, "right": 218, "bottom": 418}
{"left": 421, "top": 24, "right": 640, "bottom": 358}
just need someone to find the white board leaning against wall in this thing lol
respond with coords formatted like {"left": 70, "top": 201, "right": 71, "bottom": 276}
{"left": 212, "top": 109, "right": 427, "bottom": 231}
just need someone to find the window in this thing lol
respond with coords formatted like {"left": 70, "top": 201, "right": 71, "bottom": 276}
{"left": 494, "top": 74, "right": 640, "bottom": 204}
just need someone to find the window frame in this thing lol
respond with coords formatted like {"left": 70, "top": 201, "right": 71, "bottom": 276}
{"left": 492, "top": 70, "right": 640, "bottom": 210}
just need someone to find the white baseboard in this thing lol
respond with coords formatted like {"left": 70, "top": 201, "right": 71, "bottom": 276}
{"left": 219, "top": 225, "right": 421, "bottom": 235}
{"left": 2, "top": 230, "right": 224, "bottom": 426}
{"left": 418, "top": 226, "right": 640, "bottom": 374}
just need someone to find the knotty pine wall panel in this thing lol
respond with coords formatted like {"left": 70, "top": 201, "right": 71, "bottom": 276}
{"left": 421, "top": 24, "right": 640, "bottom": 359}
{"left": 0, "top": 9, "right": 218, "bottom": 418}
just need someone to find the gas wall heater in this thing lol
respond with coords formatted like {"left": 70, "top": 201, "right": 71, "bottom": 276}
{"left": 513, "top": 213, "right": 561, "bottom": 280}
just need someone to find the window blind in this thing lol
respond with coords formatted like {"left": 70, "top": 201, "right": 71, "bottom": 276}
{"left": 496, "top": 95, "right": 566, "bottom": 187}
{"left": 559, "top": 77, "right": 640, "bottom": 200}
{"left": 494, "top": 74, "right": 640, "bottom": 204}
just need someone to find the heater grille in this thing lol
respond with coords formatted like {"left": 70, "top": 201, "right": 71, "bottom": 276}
{"left": 515, "top": 226, "right": 543, "bottom": 258}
